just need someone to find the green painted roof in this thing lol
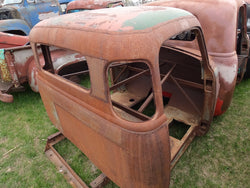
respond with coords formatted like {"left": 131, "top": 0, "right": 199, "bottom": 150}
{"left": 122, "top": 7, "right": 192, "bottom": 31}
{"left": 33, "top": 6, "right": 193, "bottom": 32}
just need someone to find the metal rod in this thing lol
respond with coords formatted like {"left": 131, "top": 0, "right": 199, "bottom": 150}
{"left": 170, "top": 75, "right": 201, "bottom": 115}
{"left": 172, "top": 77, "right": 203, "bottom": 90}
{"left": 112, "top": 100, "right": 150, "bottom": 121}
{"left": 110, "top": 63, "right": 167, "bottom": 91}
{"left": 110, "top": 69, "right": 150, "bottom": 91}
{"left": 62, "top": 70, "right": 89, "bottom": 78}
{"left": 45, "top": 132, "right": 89, "bottom": 188}
{"left": 113, "top": 65, "right": 128, "bottom": 83}
{"left": 138, "top": 64, "right": 176, "bottom": 113}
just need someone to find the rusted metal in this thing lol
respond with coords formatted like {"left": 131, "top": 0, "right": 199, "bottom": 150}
{"left": 138, "top": 64, "right": 176, "bottom": 113}
{"left": 30, "top": 6, "right": 219, "bottom": 187}
{"left": 0, "top": 44, "right": 85, "bottom": 102}
{"left": 0, "top": 32, "right": 29, "bottom": 48}
{"left": 109, "top": 68, "right": 150, "bottom": 91}
{"left": 170, "top": 75, "right": 201, "bottom": 115}
{"left": 45, "top": 132, "right": 110, "bottom": 188}
{"left": 89, "top": 173, "right": 110, "bottom": 188}
{"left": 0, "top": 0, "right": 126, "bottom": 104}
{"left": 66, "top": 0, "right": 123, "bottom": 13}
{"left": 0, "top": 90, "right": 13, "bottom": 102}
{"left": 146, "top": 0, "right": 250, "bottom": 115}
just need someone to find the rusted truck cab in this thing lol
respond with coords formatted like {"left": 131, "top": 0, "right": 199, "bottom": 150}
{"left": 146, "top": 0, "right": 249, "bottom": 116}
{"left": 30, "top": 7, "right": 217, "bottom": 187}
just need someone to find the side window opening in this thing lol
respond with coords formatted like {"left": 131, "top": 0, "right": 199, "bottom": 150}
{"left": 160, "top": 29, "right": 205, "bottom": 140}
{"left": 108, "top": 61, "right": 156, "bottom": 122}
{"left": 40, "top": 45, "right": 91, "bottom": 89}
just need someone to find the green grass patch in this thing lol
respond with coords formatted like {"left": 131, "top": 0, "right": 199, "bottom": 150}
{"left": 1, "top": 79, "right": 249, "bottom": 187}
{"left": 0, "top": 86, "right": 70, "bottom": 188}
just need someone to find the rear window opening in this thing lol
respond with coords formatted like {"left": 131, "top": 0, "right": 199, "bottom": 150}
{"left": 40, "top": 45, "right": 91, "bottom": 89}
{"left": 160, "top": 29, "right": 205, "bottom": 126}
{"left": 108, "top": 61, "right": 156, "bottom": 122}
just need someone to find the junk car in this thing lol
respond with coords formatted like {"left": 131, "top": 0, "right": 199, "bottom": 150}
{"left": 66, "top": 0, "right": 123, "bottom": 13}
{"left": 30, "top": 6, "right": 219, "bottom": 187}
{"left": 146, "top": 0, "right": 249, "bottom": 115}
{"left": 0, "top": 0, "right": 72, "bottom": 35}
{"left": 0, "top": 44, "right": 85, "bottom": 102}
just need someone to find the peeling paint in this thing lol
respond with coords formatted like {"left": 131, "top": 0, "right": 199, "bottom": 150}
{"left": 217, "top": 63, "right": 237, "bottom": 84}
{"left": 29, "top": 69, "right": 38, "bottom": 92}
{"left": 122, "top": 8, "right": 191, "bottom": 31}
{"left": 0, "top": 0, "right": 64, "bottom": 35}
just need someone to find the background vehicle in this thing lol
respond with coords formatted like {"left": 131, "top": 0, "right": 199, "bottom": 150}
{"left": 66, "top": 0, "right": 123, "bottom": 13}
{"left": 146, "top": 0, "right": 249, "bottom": 115}
{"left": 0, "top": 0, "right": 72, "bottom": 35}
{"left": 0, "top": 44, "right": 84, "bottom": 102}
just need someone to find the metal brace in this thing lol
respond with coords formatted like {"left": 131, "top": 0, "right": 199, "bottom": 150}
{"left": 45, "top": 132, "right": 110, "bottom": 188}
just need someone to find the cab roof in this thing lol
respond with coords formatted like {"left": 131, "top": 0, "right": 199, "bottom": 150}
{"left": 30, "top": 6, "right": 200, "bottom": 61}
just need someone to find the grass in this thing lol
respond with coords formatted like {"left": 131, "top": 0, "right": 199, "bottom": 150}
{"left": 0, "top": 79, "right": 249, "bottom": 187}
{"left": 0, "top": 86, "right": 69, "bottom": 188}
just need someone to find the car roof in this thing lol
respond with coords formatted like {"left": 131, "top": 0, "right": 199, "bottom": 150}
{"left": 30, "top": 6, "right": 200, "bottom": 61}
